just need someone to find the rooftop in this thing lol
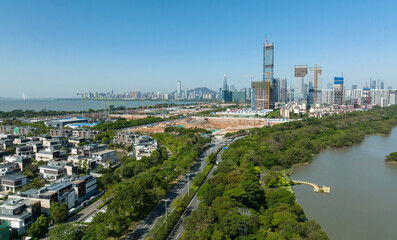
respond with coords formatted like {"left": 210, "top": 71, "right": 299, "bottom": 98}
{"left": 92, "top": 149, "right": 115, "bottom": 155}
{"left": 1, "top": 174, "right": 27, "bottom": 181}
{"left": 39, "top": 165, "right": 65, "bottom": 170}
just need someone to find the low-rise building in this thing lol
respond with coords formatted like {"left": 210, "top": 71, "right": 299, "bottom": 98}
{"left": 0, "top": 174, "right": 28, "bottom": 193}
{"left": 114, "top": 132, "right": 137, "bottom": 144}
{"left": 48, "top": 160, "right": 78, "bottom": 176}
{"left": 27, "top": 141, "right": 43, "bottom": 153}
{"left": 13, "top": 138, "right": 29, "bottom": 145}
{"left": 83, "top": 144, "right": 107, "bottom": 157}
{"left": 0, "top": 139, "right": 13, "bottom": 150}
{"left": 0, "top": 126, "right": 36, "bottom": 136}
{"left": 35, "top": 149, "right": 66, "bottom": 161}
{"left": 49, "top": 129, "right": 73, "bottom": 138}
{"left": 0, "top": 164, "right": 21, "bottom": 176}
{"left": 134, "top": 136, "right": 158, "bottom": 160}
{"left": 72, "top": 129, "right": 101, "bottom": 139}
{"left": 0, "top": 198, "right": 41, "bottom": 236}
{"left": 91, "top": 149, "right": 118, "bottom": 167}
{"left": 10, "top": 175, "right": 97, "bottom": 211}
{"left": 45, "top": 117, "right": 89, "bottom": 128}
{"left": 15, "top": 146, "right": 34, "bottom": 157}
{"left": 3, "top": 156, "right": 31, "bottom": 171}
{"left": 68, "top": 137, "right": 87, "bottom": 147}
{"left": 39, "top": 165, "right": 66, "bottom": 181}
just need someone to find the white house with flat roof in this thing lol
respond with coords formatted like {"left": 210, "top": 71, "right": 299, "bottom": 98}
{"left": 39, "top": 165, "right": 66, "bottom": 181}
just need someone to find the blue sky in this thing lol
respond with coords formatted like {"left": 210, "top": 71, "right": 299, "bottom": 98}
{"left": 1, "top": 0, "right": 396, "bottom": 98}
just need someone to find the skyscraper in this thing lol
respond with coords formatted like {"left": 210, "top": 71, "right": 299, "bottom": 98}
{"left": 309, "top": 65, "right": 322, "bottom": 104}
{"left": 177, "top": 80, "right": 181, "bottom": 99}
{"left": 223, "top": 74, "right": 228, "bottom": 91}
{"left": 333, "top": 77, "right": 344, "bottom": 106}
{"left": 251, "top": 81, "right": 275, "bottom": 110}
{"left": 370, "top": 79, "right": 375, "bottom": 89}
{"left": 263, "top": 42, "right": 274, "bottom": 81}
{"left": 294, "top": 65, "right": 308, "bottom": 102}
{"left": 377, "top": 79, "right": 384, "bottom": 89}
{"left": 280, "top": 78, "right": 287, "bottom": 102}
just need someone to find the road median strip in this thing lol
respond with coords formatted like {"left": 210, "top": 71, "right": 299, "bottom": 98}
{"left": 145, "top": 147, "right": 223, "bottom": 240}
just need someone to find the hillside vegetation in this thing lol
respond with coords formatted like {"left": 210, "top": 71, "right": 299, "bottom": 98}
{"left": 182, "top": 105, "right": 397, "bottom": 239}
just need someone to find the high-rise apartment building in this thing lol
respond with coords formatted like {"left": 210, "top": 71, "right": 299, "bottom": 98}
{"left": 251, "top": 81, "right": 275, "bottom": 110}
{"left": 377, "top": 79, "right": 384, "bottom": 89}
{"left": 280, "top": 78, "right": 287, "bottom": 102}
{"left": 263, "top": 42, "right": 274, "bottom": 81}
{"left": 308, "top": 65, "right": 322, "bottom": 104}
{"left": 294, "top": 65, "right": 308, "bottom": 102}
{"left": 177, "top": 80, "right": 181, "bottom": 99}
{"left": 370, "top": 78, "right": 377, "bottom": 89}
{"left": 321, "top": 89, "right": 334, "bottom": 105}
{"left": 362, "top": 88, "right": 371, "bottom": 106}
{"left": 333, "top": 77, "right": 344, "bottom": 106}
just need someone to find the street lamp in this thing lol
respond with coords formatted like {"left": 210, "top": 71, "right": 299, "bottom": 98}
{"left": 161, "top": 199, "right": 170, "bottom": 220}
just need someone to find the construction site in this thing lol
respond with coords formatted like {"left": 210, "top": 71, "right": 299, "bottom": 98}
{"left": 128, "top": 116, "right": 289, "bottom": 137}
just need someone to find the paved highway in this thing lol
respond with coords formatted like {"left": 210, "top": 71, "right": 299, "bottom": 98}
{"left": 167, "top": 136, "right": 244, "bottom": 240}
{"left": 124, "top": 138, "right": 224, "bottom": 240}
{"left": 65, "top": 199, "right": 104, "bottom": 223}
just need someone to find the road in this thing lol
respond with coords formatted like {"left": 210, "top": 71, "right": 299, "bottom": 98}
{"left": 166, "top": 136, "right": 244, "bottom": 240}
{"left": 124, "top": 138, "right": 224, "bottom": 240}
{"left": 65, "top": 198, "right": 104, "bottom": 223}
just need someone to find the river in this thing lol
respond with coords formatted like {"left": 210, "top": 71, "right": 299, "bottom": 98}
{"left": 291, "top": 127, "right": 397, "bottom": 240}
{"left": 0, "top": 99, "right": 201, "bottom": 111}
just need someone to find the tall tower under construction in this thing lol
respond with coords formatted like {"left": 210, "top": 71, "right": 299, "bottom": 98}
{"left": 333, "top": 77, "right": 344, "bottom": 106}
{"left": 252, "top": 40, "right": 275, "bottom": 110}
{"left": 263, "top": 42, "right": 274, "bottom": 81}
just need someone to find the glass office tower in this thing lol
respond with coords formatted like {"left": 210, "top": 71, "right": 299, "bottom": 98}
{"left": 263, "top": 43, "right": 274, "bottom": 81}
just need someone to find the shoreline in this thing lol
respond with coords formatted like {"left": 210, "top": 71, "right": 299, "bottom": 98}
{"left": 287, "top": 130, "right": 395, "bottom": 176}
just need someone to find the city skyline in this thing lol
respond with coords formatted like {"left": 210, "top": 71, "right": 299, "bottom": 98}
{"left": 1, "top": 1, "right": 397, "bottom": 98}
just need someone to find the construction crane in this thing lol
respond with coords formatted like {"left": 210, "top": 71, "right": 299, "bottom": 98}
{"left": 242, "top": 75, "right": 256, "bottom": 82}
{"left": 309, "top": 64, "right": 322, "bottom": 104}
{"left": 76, "top": 93, "right": 85, "bottom": 117}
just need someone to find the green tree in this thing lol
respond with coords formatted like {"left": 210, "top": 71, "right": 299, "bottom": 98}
{"left": 83, "top": 159, "right": 88, "bottom": 171}
{"left": 27, "top": 214, "right": 49, "bottom": 238}
{"left": 48, "top": 223, "right": 80, "bottom": 240}
{"left": 192, "top": 172, "right": 205, "bottom": 187}
{"left": 50, "top": 202, "right": 69, "bottom": 224}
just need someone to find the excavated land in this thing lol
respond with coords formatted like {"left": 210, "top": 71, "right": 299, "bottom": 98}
{"left": 129, "top": 116, "right": 288, "bottom": 134}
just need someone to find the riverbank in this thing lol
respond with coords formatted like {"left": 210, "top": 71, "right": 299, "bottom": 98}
{"left": 291, "top": 126, "right": 397, "bottom": 240}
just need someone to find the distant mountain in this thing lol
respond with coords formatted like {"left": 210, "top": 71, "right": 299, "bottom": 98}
{"left": 188, "top": 87, "right": 218, "bottom": 94}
